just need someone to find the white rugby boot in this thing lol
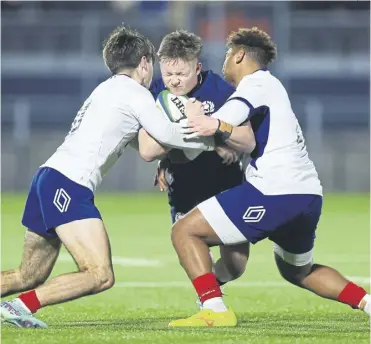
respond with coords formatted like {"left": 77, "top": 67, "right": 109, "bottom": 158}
{"left": 1, "top": 299, "right": 47, "bottom": 328}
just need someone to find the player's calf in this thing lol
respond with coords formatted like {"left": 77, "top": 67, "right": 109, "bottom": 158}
{"left": 4, "top": 218, "right": 115, "bottom": 319}
{"left": 171, "top": 208, "right": 232, "bottom": 315}
{"left": 274, "top": 248, "right": 370, "bottom": 315}
{"left": 216, "top": 243, "right": 250, "bottom": 285}
{"left": 1, "top": 231, "right": 61, "bottom": 297}
{"left": 2, "top": 268, "right": 47, "bottom": 297}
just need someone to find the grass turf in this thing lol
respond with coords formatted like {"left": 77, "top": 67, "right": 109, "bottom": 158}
{"left": 1, "top": 192, "right": 370, "bottom": 343}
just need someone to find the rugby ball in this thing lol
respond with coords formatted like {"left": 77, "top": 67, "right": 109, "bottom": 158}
{"left": 156, "top": 90, "right": 203, "bottom": 163}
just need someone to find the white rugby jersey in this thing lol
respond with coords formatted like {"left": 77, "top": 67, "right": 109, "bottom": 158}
{"left": 43, "top": 75, "right": 214, "bottom": 192}
{"left": 213, "top": 70, "right": 322, "bottom": 196}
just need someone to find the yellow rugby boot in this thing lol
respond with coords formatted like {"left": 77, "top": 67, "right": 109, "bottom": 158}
{"left": 168, "top": 308, "right": 237, "bottom": 327}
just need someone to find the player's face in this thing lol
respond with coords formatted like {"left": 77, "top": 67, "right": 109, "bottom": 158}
{"left": 160, "top": 59, "right": 201, "bottom": 96}
{"left": 222, "top": 48, "right": 236, "bottom": 85}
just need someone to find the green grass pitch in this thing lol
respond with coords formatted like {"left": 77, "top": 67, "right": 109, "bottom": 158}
{"left": 1, "top": 192, "right": 370, "bottom": 343}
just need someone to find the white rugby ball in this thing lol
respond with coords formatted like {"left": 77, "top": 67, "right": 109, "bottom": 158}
{"left": 156, "top": 90, "right": 203, "bottom": 163}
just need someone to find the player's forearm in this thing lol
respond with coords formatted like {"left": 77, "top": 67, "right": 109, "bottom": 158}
{"left": 137, "top": 128, "right": 169, "bottom": 162}
{"left": 225, "top": 124, "right": 256, "bottom": 153}
{"left": 146, "top": 120, "right": 215, "bottom": 151}
{"left": 138, "top": 102, "right": 215, "bottom": 151}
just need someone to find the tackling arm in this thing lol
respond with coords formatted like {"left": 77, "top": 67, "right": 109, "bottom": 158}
{"left": 135, "top": 96, "right": 215, "bottom": 160}
{"left": 137, "top": 128, "right": 169, "bottom": 162}
{"left": 184, "top": 99, "right": 255, "bottom": 153}
{"left": 212, "top": 100, "right": 255, "bottom": 153}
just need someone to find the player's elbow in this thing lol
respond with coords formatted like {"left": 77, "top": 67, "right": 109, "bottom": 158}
{"left": 243, "top": 137, "right": 256, "bottom": 154}
{"left": 232, "top": 136, "right": 256, "bottom": 153}
{"left": 139, "top": 149, "right": 158, "bottom": 162}
{"left": 139, "top": 140, "right": 167, "bottom": 162}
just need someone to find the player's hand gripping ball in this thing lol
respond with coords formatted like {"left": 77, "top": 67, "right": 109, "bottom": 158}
{"left": 156, "top": 90, "right": 203, "bottom": 163}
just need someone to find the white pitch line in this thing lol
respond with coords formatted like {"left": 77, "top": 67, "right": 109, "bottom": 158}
{"left": 115, "top": 277, "right": 370, "bottom": 288}
{"left": 58, "top": 253, "right": 162, "bottom": 267}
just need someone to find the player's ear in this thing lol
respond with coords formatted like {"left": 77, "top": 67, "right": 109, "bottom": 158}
{"left": 196, "top": 62, "right": 202, "bottom": 75}
{"left": 140, "top": 56, "right": 149, "bottom": 71}
{"left": 235, "top": 49, "right": 245, "bottom": 65}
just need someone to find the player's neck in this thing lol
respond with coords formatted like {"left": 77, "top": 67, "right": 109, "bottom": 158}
{"left": 235, "top": 64, "right": 266, "bottom": 85}
{"left": 116, "top": 69, "right": 144, "bottom": 87}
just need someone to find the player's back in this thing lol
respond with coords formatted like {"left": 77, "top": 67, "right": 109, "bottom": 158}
{"left": 44, "top": 75, "right": 149, "bottom": 192}
{"left": 238, "top": 70, "right": 322, "bottom": 196}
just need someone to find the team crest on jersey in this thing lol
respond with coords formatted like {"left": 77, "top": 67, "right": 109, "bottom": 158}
{"left": 242, "top": 206, "right": 266, "bottom": 223}
{"left": 203, "top": 101, "right": 215, "bottom": 115}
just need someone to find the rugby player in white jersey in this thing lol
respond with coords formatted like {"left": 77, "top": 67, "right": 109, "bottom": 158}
{"left": 0, "top": 25, "right": 216, "bottom": 328}
{"left": 167, "top": 27, "right": 370, "bottom": 327}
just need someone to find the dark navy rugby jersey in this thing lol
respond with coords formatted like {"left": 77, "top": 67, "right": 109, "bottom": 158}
{"left": 150, "top": 70, "right": 244, "bottom": 216}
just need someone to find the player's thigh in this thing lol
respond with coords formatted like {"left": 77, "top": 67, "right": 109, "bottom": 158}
{"left": 172, "top": 207, "right": 223, "bottom": 246}
{"left": 197, "top": 183, "right": 260, "bottom": 246}
{"left": 20, "top": 230, "right": 61, "bottom": 280}
{"left": 55, "top": 218, "right": 113, "bottom": 273}
{"left": 271, "top": 196, "right": 322, "bottom": 281}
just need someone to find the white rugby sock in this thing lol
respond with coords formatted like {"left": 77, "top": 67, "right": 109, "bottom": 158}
{"left": 202, "top": 297, "right": 228, "bottom": 312}
{"left": 358, "top": 294, "right": 371, "bottom": 315}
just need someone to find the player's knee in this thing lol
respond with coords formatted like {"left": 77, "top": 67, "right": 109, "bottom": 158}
{"left": 92, "top": 271, "right": 115, "bottom": 294}
{"left": 83, "top": 266, "right": 115, "bottom": 294}
{"left": 275, "top": 255, "right": 312, "bottom": 286}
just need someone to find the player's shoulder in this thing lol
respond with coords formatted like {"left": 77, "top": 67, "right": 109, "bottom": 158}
{"left": 238, "top": 69, "right": 280, "bottom": 89}
{"left": 95, "top": 75, "right": 154, "bottom": 108}
{"left": 96, "top": 75, "right": 146, "bottom": 95}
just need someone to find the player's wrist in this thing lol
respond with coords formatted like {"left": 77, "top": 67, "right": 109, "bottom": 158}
{"left": 215, "top": 120, "right": 233, "bottom": 142}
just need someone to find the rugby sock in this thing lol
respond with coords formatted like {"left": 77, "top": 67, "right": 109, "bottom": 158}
{"left": 18, "top": 290, "right": 41, "bottom": 314}
{"left": 193, "top": 273, "right": 227, "bottom": 312}
{"left": 358, "top": 294, "right": 371, "bottom": 315}
{"left": 337, "top": 282, "right": 367, "bottom": 309}
{"left": 203, "top": 297, "right": 228, "bottom": 312}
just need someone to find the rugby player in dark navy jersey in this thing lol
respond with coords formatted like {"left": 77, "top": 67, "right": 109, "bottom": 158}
{"left": 150, "top": 31, "right": 250, "bottom": 296}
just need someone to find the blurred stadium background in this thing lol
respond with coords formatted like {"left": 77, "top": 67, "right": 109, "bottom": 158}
{"left": 1, "top": 1, "right": 370, "bottom": 192}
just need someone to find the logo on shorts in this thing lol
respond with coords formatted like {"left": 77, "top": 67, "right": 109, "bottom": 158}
{"left": 53, "top": 188, "right": 71, "bottom": 213}
{"left": 243, "top": 206, "right": 266, "bottom": 223}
